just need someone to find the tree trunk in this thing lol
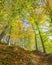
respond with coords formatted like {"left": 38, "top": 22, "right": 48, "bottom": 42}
{"left": 35, "top": 32, "right": 38, "bottom": 51}
{"left": 49, "top": 11, "right": 52, "bottom": 24}
{"left": 7, "top": 26, "right": 12, "bottom": 45}
{"left": 0, "top": 25, "right": 8, "bottom": 41}
{"left": 31, "top": 25, "right": 38, "bottom": 51}
{"left": 35, "top": 22, "right": 46, "bottom": 53}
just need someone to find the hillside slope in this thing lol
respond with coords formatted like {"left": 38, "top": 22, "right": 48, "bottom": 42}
{"left": 0, "top": 43, "right": 52, "bottom": 65}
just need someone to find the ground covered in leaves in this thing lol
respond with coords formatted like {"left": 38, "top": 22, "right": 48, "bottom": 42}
{"left": 0, "top": 43, "right": 52, "bottom": 65}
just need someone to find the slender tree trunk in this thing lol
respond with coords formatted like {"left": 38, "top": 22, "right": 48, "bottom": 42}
{"left": 7, "top": 26, "right": 12, "bottom": 45}
{"left": 35, "top": 22, "right": 46, "bottom": 53}
{"left": 35, "top": 32, "right": 38, "bottom": 51}
{"left": 50, "top": 11, "right": 52, "bottom": 24}
{"left": 31, "top": 25, "right": 38, "bottom": 51}
{"left": 0, "top": 25, "right": 8, "bottom": 41}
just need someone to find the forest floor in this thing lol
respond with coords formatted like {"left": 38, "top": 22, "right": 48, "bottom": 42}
{"left": 0, "top": 43, "right": 52, "bottom": 65}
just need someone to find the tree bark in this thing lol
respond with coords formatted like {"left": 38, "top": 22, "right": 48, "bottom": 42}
{"left": 35, "top": 32, "right": 38, "bottom": 51}
{"left": 35, "top": 22, "right": 46, "bottom": 53}
{"left": 0, "top": 25, "right": 8, "bottom": 41}
{"left": 7, "top": 26, "right": 12, "bottom": 45}
{"left": 31, "top": 24, "right": 38, "bottom": 51}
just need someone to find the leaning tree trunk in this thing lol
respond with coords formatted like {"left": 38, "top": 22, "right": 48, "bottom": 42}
{"left": 0, "top": 25, "right": 8, "bottom": 41}
{"left": 7, "top": 26, "right": 12, "bottom": 45}
{"left": 31, "top": 24, "right": 38, "bottom": 51}
{"left": 50, "top": 12, "right": 52, "bottom": 23}
{"left": 35, "top": 22, "right": 46, "bottom": 53}
{"left": 35, "top": 32, "right": 38, "bottom": 51}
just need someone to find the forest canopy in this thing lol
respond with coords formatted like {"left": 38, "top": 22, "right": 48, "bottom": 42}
{"left": 0, "top": 0, "right": 52, "bottom": 53}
